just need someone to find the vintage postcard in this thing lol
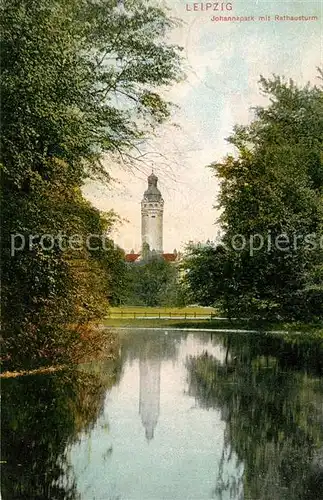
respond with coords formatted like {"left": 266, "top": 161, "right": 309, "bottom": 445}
{"left": 1, "top": 0, "right": 322, "bottom": 499}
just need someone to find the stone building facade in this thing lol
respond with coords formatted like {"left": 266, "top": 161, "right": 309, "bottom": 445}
{"left": 125, "top": 172, "right": 180, "bottom": 263}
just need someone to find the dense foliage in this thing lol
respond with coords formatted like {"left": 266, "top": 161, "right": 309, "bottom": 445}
{"left": 182, "top": 74, "right": 323, "bottom": 321}
{"left": 124, "top": 254, "right": 185, "bottom": 307}
{"left": 1, "top": 0, "right": 182, "bottom": 367}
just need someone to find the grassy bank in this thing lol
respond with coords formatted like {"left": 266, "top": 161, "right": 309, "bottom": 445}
{"left": 107, "top": 306, "right": 217, "bottom": 318}
{"left": 104, "top": 318, "right": 240, "bottom": 329}
{"left": 108, "top": 306, "right": 216, "bottom": 313}
{"left": 103, "top": 315, "right": 323, "bottom": 338}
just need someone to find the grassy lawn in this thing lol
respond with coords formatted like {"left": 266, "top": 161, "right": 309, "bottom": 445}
{"left": 106, "top": 306, "right": 217, "bottom": 319}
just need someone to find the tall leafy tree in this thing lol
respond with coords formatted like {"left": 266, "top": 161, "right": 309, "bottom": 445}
{"left": 1, "top": 0, "right": 183, "bottom": 188}
{"left": 183, "top": 74, "right": 323, "bottom": 321}
{"left": 1, "top": 0, "right": 183, "bottom": 366}
{"left": 125, "top": 255, "right": 178, "bottom": 307}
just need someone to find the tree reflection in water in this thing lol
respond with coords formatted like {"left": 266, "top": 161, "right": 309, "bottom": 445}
{"left": 2, "top": 331, "right": 323, "bottom": 500}
{"left": 2, "top": 359, "right": 122, "bottom": 500}
{"left": 186, "top": 333, "right": 323, "bottom": 500}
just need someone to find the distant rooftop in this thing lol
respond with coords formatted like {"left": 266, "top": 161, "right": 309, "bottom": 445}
{"left": 125, "top": 252, "right": 178, "bottom": 263}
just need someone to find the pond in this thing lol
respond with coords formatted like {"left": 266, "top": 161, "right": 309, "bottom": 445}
{"left": 2, "top": 329, "right": 323, "bottom": 500}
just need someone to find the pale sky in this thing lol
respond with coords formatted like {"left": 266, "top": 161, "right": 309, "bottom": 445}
{"left": 83, "top": 0, "right": 322, "bottom": 253}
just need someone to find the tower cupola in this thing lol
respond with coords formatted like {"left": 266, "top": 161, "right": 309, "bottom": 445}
{"left": 143, "top": 172, "right": 162, "bottom": 202}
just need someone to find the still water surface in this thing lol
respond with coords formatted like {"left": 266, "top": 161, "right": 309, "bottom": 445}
{"left": 2, "top": 329, "right": 323, "bottom": 499}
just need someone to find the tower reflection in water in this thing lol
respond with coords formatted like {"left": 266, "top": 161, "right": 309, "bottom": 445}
{"left": 119, "top": 329, "right": 184, "bottom": 442}
{"left": 139, "top": 356, "right": 161, "bottom": 441}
